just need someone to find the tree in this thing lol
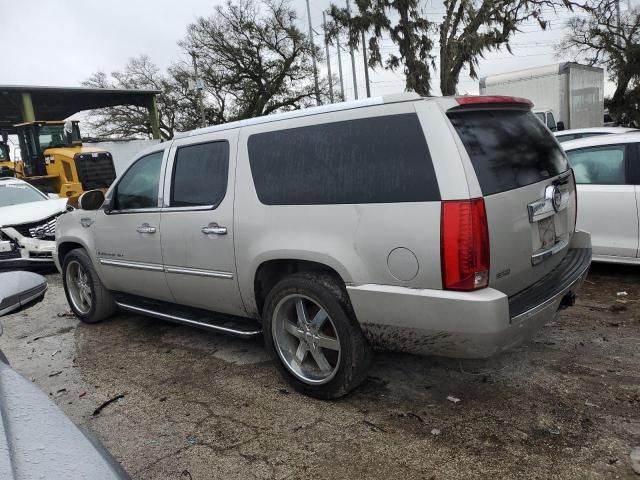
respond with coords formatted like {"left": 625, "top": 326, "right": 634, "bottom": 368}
{"left": 330, "top": 1, "right": 435, "bottom": 95}
{"left": 82, "top": 56, "right": 199, "bottom": 140}
{"left": 560, "top": 1, "right": 640, "bottom": 124}
{"left": 181, "top": 0, "right": 328, "bottom": 120}
{"left": 331, "top": 0, "right": 567, "bottom": 96}
{"left": 438, "top": 0, "right": 561, "bottom": 95}
{"left": 84, "top": 0, "right": 326, "bottom": 138}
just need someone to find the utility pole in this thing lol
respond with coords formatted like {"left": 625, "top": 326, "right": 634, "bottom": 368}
{"left": 305, "top": 0, "right": 321, "bottom": 105}
{"left": 346, "top": 0, "right": 358, "bottom": 100}
{"left": 616, "top": 0, "right": 621, "bottom": 47}
{"left": 190, "top": 51, "right": 206, "bottom": 128}
{"left": 336, "top": 37, "right": 345, "bottom": 101}
{"left": 361, "top": 30, "right": 371, "bottom": 97}
{"left": 323, "top": 12, "right": 334, "bottom": 103}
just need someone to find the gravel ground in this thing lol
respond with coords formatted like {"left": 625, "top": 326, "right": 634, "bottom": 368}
{"left": 0, "top": 263, "right": 639, "bottom": 479}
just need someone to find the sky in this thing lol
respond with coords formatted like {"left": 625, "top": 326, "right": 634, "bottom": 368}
{"left": 0, "top": 0, "right": 622, "bottom": 104}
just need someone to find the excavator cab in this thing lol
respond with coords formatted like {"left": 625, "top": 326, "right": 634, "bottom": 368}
{"left": 13, "top": 121, "right": 116, "bottom": 200}
{"left": 16, "top": 121, "right": 81, "bottom": 176}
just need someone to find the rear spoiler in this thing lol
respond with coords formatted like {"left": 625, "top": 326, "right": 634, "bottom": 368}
{"left": 452, "top": 96, "right": 533, "bottom": 108}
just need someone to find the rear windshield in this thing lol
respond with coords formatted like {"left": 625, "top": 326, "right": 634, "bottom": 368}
{"left": 448, "top": 109, "right": 569, "bottom": 195}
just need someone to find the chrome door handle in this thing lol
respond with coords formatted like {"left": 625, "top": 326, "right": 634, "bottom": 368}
{"left": 201, "top": 223, "right": 227, "bottom": 235}
{"left": 136, "top": 223, "right": 156, "bottom": 234}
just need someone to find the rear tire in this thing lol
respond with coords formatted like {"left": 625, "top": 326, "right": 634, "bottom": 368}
{"left": 263, "top": 272, "right": 371, "bottom": 399}
{"left": 62, "top": 249, "right": 116, "bottom": 324}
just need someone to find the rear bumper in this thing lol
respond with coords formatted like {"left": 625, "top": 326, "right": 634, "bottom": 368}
{"left": 347, "top": 231, "right": 591, "bottom": 358}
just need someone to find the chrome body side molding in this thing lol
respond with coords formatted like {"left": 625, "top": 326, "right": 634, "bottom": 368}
{"left": 99, "top": 258, "right": 234, "bottom": 279}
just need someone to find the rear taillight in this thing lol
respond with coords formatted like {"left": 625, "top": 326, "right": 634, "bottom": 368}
{"left": 441, "top": 198, "right": 490, "bottom": 291}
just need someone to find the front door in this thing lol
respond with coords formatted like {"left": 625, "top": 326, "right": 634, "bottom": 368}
{"left": 568, "top": 143, "right": 638, "bottom": 259}
{"left": 94, "top": 149, "right": 174, "bottom": 302}
{"left": 160, "top": 132, "right": 245, "bottom": 316}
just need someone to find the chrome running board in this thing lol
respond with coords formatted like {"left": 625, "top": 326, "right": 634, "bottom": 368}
{"left": 114, "top": 299, "right": 262, "bottom": 338}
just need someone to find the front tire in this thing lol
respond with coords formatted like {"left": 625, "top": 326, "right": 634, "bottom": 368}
{"left": 62, "top": 249, "right": 116, "bottom": 324}
{"left": 263, "top": 272, "right": 371, "bottom": 399}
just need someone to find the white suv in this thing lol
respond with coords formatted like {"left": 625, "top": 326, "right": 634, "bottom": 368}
{"left": 55, "top": 94, "right": 591, "bottom": 398}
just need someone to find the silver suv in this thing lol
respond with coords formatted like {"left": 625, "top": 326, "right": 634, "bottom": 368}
{"left": 55, "top": 94, "right": 591, "bottom": 399}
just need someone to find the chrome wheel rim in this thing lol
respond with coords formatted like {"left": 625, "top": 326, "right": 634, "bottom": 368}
{"left": 272, "top": 294, "right": 341, "bottom": 385}
{"left": 66, "top": 260, "right": 92, "bottom": 315}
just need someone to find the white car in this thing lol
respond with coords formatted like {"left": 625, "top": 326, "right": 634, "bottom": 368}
{"left": 0, "top": 178, "right": 69, "bottom": 270}
{"left": 554, "top": 126, "right": 637, "bottom": 143}
{"left": 563, "top": 133, "right": 640, "bottom": 264}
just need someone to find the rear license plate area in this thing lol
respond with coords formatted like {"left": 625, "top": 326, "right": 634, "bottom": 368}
{"left": 538, "top": 217, "right": 556, "bottom": 250}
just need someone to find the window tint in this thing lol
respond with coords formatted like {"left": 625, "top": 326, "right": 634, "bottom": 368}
{"left": 170, "top": 141, "right": 229, "bottom": 207}
{"left": 248, "top": 114, "right": 439, "bottom": 205}
{"left": 567, "top": 145, "right": 626, "bottom": 185}
{"left": 114, "top": 151, "right": 163, "bottom": 210}
{"left": 534, "top": 112, "right": 545, "bottom": 123}
{"left": 448, "top": 109, "right": 569, "bottom": 195}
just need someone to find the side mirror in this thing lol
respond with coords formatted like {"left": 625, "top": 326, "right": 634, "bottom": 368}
{"left": 47, "top": 193, "right": 59, "bottom": 199}
{"left": 78, "top": 190, "right": 105, "bottom": 211}
{"left": 556, "top": 121, "right": 565, "bottom": 131}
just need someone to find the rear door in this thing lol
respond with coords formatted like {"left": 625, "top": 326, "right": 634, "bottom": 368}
{"left": 447, "top": 106, "right": 576, "bottom": 296}
{"left": 566, "top": 142, "right": 638, "bottom": 259}
{"left": 159, "top": 131, "right": 245, "bottom": 316}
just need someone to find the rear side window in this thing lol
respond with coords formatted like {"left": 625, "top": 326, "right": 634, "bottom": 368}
{"left": 248, "top": 113, "right": 439, "bottom": 205}
{"left": 448, "top": 109, "right": 569, "bottom": 195}
{"left": 567, "top": 145, "right": 626, "bottom": 185}
{"left": 170, "top": 141, "right": 229, "bottom": 207}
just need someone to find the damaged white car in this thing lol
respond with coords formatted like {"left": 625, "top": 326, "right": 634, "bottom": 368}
{"left": 0, "top": 178, "right": 69, "bottom": 270}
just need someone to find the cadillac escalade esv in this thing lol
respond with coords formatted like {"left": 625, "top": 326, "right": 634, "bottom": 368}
{"left": 55, "top": 93, "right": 591, "bottom": 398}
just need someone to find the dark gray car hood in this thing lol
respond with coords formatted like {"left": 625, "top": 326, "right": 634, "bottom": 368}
{"left": 0, "top": 359, "right": 129, "bottom": 479}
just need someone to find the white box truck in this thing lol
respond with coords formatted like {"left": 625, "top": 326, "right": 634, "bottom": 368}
{"left": 479, "top": 62, "right": 604, "bottom": 131}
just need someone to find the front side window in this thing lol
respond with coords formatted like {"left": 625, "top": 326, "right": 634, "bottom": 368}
{"left": 248, "top": 113, "right": 439, "bottom": 205}
{"left": 170, "top": 141, "right": 229, "bottom": 208}
{"left": 114, "top": 151, "right": 163, "bottom": 210}
{"left": 567, "top": 145, "right": 626, "bottom": 185}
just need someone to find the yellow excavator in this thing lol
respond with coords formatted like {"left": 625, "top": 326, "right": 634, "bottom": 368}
{"left": 13, "top": 120, "right": 116, "bottom": 201}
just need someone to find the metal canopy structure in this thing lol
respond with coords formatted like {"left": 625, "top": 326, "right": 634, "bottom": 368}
{"left": 0, "top": 85, "right": 161, "bottom": 139}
